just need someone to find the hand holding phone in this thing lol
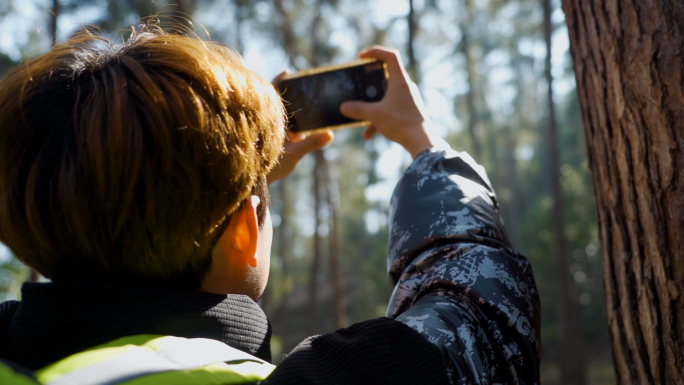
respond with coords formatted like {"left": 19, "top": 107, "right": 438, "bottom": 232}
{"left": 276, "top": 60, "right": 388, "bottom": 134}
{"left": 340, "top": 47, "right": 437, "bottom": 159}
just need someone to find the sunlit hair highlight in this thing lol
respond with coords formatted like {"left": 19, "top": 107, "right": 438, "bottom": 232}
{"left": 0, "top": 26, "right": 285, "bottom": 288}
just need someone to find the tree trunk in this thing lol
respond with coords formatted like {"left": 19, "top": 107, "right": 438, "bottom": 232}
{"left": 562, "top": 1, "right": 684, "bottom": 383}
{"left": 460, "top": 0, "right": 482, "bottom": 161}
{"left": 502, "top": 128, "right": 519, "bottom": 240}
{"left": 274, "top": 0, "right": 300, "bottom": 69}
{"left": 306, "top": 0, "right": 327, "bottom": 336}
{"left": 276, "top": 180, "right": 293, "bottom": 330}
{"left": 543, "top": 1, "right": 586, "bottom": 384}
{"left": 49, "top": 0, "right": 59, "bottom": 45}
{"left": 307, "top": 150, "right": 325, "bottom": 335}
{"left": 233, "top": 0, "right": 247, "bottom": 52}
{"left": 406, "top": 0, "right": 420, "bottom": 85}
{"left": 324, "top": 159, "right": 347, "bottom": 329}
{"left": 270, "top": 0, "right": 301, "bottom": 346}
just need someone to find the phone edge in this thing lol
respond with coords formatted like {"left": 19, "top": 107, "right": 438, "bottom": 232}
{"left": 279, "top": 59, "right": 381, "bottom": 81}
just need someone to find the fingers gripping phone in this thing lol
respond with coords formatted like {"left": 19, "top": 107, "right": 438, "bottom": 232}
{"left": 277, "top": 59, "right": 387, "bottom": 134}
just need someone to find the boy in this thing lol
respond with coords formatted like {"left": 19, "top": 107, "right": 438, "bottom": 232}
{"left": 0, "top": 26, "right": 540, "bottom": 384}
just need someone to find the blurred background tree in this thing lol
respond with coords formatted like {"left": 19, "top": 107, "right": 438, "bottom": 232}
{"left": 0, "top": 0, "right": 614, "bottom": 383}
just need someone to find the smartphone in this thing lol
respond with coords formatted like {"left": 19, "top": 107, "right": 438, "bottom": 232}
{"left": 277, "top": 59, "right": 387, "bottom": 134}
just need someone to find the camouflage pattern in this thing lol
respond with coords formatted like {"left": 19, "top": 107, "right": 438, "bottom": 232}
{"left": 388, "top": 143, "right": 541, "bottom": 385}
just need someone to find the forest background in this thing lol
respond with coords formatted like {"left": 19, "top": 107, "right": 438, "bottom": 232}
{"left": 0, "top": 0, "right": 614, "bottom": 383}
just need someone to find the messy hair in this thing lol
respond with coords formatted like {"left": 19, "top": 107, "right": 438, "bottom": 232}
{"left": 0, "top": 26, "right": 285, "bottom": 288}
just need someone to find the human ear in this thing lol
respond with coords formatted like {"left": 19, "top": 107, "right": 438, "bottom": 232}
{"left": 201, "top": 196, "right": 262, "bottom": 295}
{"left": 224, "top": 195, "right": 260, "bottom": 268}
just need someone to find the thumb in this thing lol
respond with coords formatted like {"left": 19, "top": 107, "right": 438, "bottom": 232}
{"left": 340, "top": 101, "right": 376, "bottom": 121}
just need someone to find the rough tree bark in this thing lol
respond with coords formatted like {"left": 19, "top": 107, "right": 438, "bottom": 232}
{"left": 562, "top": 1, "right": 684, "bottom": 383}
{"left": 543, "top": 0, "right": 586, "bottom": 384}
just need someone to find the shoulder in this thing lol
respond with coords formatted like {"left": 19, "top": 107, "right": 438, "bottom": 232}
{"left": 261, "top": 318, "right": 450, "bottom": 385}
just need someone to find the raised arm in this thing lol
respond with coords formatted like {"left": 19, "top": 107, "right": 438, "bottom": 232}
{"left": 342, "top": 47, "right": 541, "bottom": 385}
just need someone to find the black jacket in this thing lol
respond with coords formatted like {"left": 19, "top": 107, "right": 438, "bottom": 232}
{"left": 0, "top": 144, "right": 540, "bottom": 384}
{"left": 0, "top": 282, "right": 449, "bottom": 384}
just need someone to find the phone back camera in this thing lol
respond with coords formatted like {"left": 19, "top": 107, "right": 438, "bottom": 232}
{"left": 365, "top": 85, "right": 378, "bottom": 99}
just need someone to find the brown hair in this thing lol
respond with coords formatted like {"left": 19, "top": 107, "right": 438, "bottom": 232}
{"left": 0, "top": 27, "right": 284, "bottom": 288}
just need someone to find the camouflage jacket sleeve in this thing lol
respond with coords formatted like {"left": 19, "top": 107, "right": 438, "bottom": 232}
{"left": 387, "top": 142, "right": 541, "bottom": 385}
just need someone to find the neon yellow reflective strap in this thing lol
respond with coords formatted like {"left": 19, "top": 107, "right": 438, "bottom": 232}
{"left": 36, "top": 335, "right": 156, "bottom": 384}
{"left": 35, "top": 335, "right": 275, "bottom": 385}
{"left": 0, "top": 361, "right": 41, "bottom": 385}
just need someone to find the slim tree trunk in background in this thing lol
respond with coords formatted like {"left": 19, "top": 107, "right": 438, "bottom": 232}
{"left": 306, "top": 0, "right": 328, "bottom": 336}
{"left": 502, "top": 128, "right": 520, "bottom": 240}
{"left": 276, "top": 180, "right": 293, "bottom": 328}
{"left": 324, "top": 159, "right": 347, "bottom": 329}
{"left": 460, "top": 0, "right": 482, "bottom": 161}
{"left": 562, "top": 0, "right": 684, "bottom": 383}
{"left": 543, "top": 0, "right": 586, "bottom": 384}
{"left": 406, "top": 0, "right": 420, "bottom": 85}
{"left": 49, "top": 0, "right": 59, "bottom": 45}
{"left": 233, "top": 0, "right": 247, "bottom": 52}
{"left": 274, "top": 0, "right": 299, "bottom": 68}
{"left": 270, "top": 0, "right": 301, "bottom": 343}
{"left": 307, "top": 150, "right": 325, "bottom": 335}
{"left": 510, "top": 48, "right": 537, "bottom": 228}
